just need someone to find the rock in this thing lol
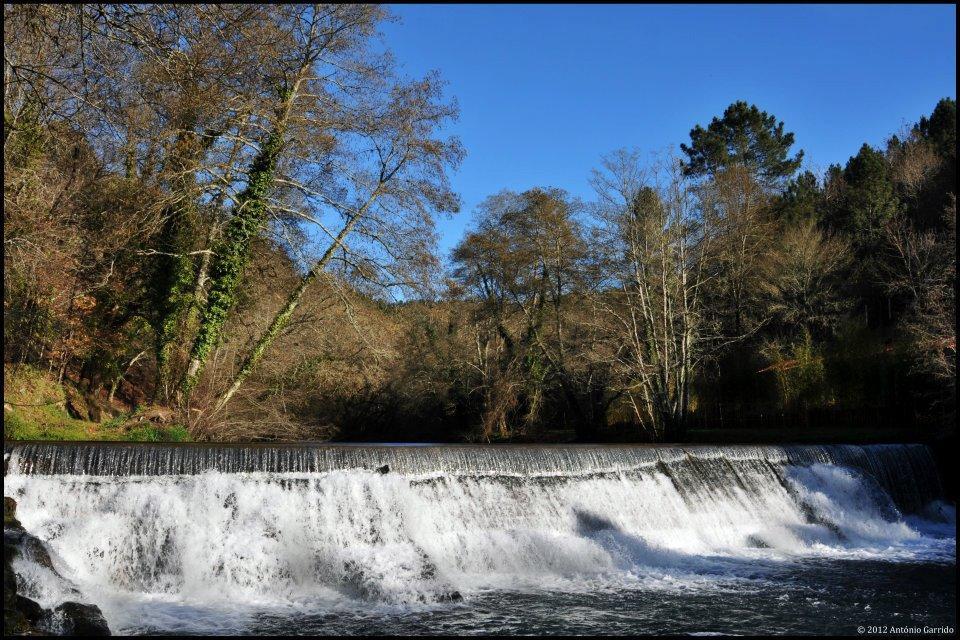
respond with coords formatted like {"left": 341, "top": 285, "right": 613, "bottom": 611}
{"left": 4, "top": 497, "right": 18, "bottom": 524}
{"left": 124, "top": 406, "right": 174, "bottom": 430}
{"left": 376, "top": 464, "right": 390, "bottom": 474}
{"left": 4, "top": 531, "right": 31, "bottom": 635}
{"left": 3, "top": 402, "right": 12, "bottom": 413}
{"left": 4, "top": 497, "right": 111, "bottom": 636}
{"left": 141, "top": 406, "right": 173, "bottom": 423}
{"left": 438, "top": 590, "right": 462, "bottom": 602}
{"left": 46, "top": 602, "right": 111, "bottom": 636}
{"left": 4, "top": 553, "right": 18, "bottom": 609}
{"left": 745, "top": 534, "right": 770, "bottom": 549}
{"left": 5, "top": 529, "right": 55, "bottom": 570}
{"left": 64, "top": 388, "right": 90, "bottom": 421}
{"left": 15, "top": 594, "right": 44, "bottom": 624}
{"left": 3, "top": 607, "right": 30, "bottom": 635}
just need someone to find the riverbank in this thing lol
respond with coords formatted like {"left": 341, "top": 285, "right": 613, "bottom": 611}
{"left": 3, "top": 366, "right": 189, "bottom": 443}
{"left": 4, "top": 364, "right": 951, "bottom": 452}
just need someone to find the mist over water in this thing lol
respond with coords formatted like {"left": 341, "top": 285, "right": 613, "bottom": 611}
{"left": 4, "top": 443, "right": 956, "bottom": 635}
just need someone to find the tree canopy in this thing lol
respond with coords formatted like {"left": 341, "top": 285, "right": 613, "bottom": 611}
{"left": 680, "top": 101, "right": 803, "bottom": 188}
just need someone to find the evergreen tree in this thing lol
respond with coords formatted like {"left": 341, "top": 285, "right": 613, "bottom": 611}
{"left": 823, "top": 144, "right": 902, "bottom": 327}
{"left": 912, "top": 98, "right": 957, "bottom": 230}
{"left": 775, "top": 170, "right": 823, "bottom": 225}
{"left": 680, "top": 101, "right": 803, "bottom": 189}
{"left": 916, "top": 97, "right": 957, "bottom": 157}
{"left": 825, "top": 144, "right": 900, "bottom": 249}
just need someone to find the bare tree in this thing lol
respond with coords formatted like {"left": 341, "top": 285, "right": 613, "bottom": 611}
{"left": 206, "top": 47, "right": 463, "bottom": 413}
{"left": 759, "top": 219, "right": 852, "bottom": 339}
{"left": 882, "top": 198, "right": 956, "bottom": 390}
{"left": 181, "top": 4, "right": 394, "bottom": 397}
{"left": 451, "top": 188, "right": 589, "bottom": 439}
{"left": 589, "top": 150, "right": 714, "bottom": 441}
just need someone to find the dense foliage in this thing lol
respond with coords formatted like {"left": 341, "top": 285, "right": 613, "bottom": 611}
{"left": 4, "top": 4, "right": 955, "bottom": 442}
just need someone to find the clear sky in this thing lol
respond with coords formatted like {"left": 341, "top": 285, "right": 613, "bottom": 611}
{"left": 379, "top": 4, "right": 957, "bottom": 258}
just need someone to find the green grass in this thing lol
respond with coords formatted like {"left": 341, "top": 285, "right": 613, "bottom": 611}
{"left": 123, "top": 421, "right": 191, "bottom": 442}
{"left": 3, "top": 365, "right": 190, "bottom": 442}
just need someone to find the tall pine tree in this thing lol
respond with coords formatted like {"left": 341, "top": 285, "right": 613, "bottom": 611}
{"left": 680, "top": 101, "right": 803, "bottom": 189}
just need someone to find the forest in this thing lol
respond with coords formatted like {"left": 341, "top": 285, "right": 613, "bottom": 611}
{"left": 3, "top": 4, "right": 956, "bottom": 444}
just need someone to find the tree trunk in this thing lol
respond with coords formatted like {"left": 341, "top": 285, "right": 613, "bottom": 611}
{"left": 180, "top": 85, "right": 299, "bottom": 397}
{"left": 212, "top": 211, "right": 365, "bottom": 412}
{"left": 153, "top": 226, "right": 198, "bottom": 401}
{"left": 153, "top": 124, "right": 228, "bottom": 401}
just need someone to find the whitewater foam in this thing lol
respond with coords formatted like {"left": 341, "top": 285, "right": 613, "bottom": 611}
{"left": 3, "top": 443, "right": 955, "bottom": 634}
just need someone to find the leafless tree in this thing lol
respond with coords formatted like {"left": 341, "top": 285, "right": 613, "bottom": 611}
{"left": 588, "top": 149, "right": 715, "bottom": 441}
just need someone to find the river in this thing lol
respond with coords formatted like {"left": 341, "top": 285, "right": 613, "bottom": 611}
{"left": 4, "top": 443, "right": 956, "bottom": 635}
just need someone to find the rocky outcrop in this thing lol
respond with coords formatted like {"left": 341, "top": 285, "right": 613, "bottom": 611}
{"left": 44, "top": 602, "right": 112, "bottom": 636}
{"left": 63, "top": 387, "right": 90, "bottom": 421}
{"left": 3, "top": 497, "right": 111, "bottom": 636}
{"left": 4, "top": 497, "right": 39, "bottom": 635}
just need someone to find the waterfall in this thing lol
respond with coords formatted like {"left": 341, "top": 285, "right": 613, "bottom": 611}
{"left": 5, "top": 442, "right": 944, "bottom": 512}
{"left": 3, "top": 443, "right": 954, "bottom": 633}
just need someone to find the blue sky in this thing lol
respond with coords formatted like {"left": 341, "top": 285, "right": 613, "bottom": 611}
{"left": 379, "top": 4, "right": 956, "bottom": 257}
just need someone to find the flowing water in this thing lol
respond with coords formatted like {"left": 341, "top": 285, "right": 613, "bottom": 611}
{"left": 3, "top": 443, "right": 956, "bottom": 636}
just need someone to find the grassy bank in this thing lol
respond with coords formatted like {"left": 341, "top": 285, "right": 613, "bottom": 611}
{"left": 3, "top": 365, "right": 945, "bottom": 447}
{"left": 3, "top": 366, "right": 189, "bottom": 442}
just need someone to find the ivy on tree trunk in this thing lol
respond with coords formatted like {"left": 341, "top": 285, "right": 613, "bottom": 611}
{"left": 180, "top": 88, "right": 294, "bottom": 396}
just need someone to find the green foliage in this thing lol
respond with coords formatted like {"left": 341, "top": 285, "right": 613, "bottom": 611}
{"left": 4, "top": 408, "right": 191, "bottom": 442}
{"left": 151, "top": 217, "right": 201, "bottom": 392}
{"left": 182, "top": 112, "right": 290, "bottom": 394}
{"left": 630, "top": 186, "right": 665, "bottom": 222}
{"left": 680, "top": 101, "right": 803, "bottom": 187}
{"left": 775, "top": 170, "right": 823, "bottom": 224}
{"left": 916, "top": 97, "right": 957, "bottom": 156}
{"left": 3, "top": 366, "right": 191, "bottom": 442}
{"left": 124, "top": 422, "right": 191, "bottom": 443}
{"left": 911, "top": 98, "right": 957, "bottom": 230}
{"left": 761, "top": 331, "right": 829, "bottom": 409}
{"left": 825, "top": 144, "right": 900, "bottom": 249}
{"left": 3, "top": 100, "right": 47, "bottom": 168}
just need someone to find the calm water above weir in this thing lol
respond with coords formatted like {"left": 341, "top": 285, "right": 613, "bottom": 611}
{"left": 4, "top": 443, "right": 956, "bottom": 635}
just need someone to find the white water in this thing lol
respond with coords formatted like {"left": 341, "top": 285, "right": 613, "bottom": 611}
{"left": 3, "top": 444, "right": 955, "bottom": 634}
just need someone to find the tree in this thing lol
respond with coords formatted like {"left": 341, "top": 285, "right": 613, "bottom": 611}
{"left": 680, "top": 101, "right": 803, "bottom": 190}
{"left": 909, "top": 98, "right": 956, "bottom": 231}
{"left": 3, "top": 5, "right": 178, "bottom": 388}
{"left": 882, "top": 199, "right": 956, "bottom": 396}
{"left": 697, "top": 164, "right": 777, "bottom": 337}
{"left": 679, "top": 102, "right": 803, "bottom": 337}
{"left": 589, "top": 150, "right": 714, "bottom": 441}
{"left": 760, "top": 219, "right": 852, "bottom": 339}
{"left": 824, "top": 144, "right": 900, "bottom": 247}
{"left": 822, "top": 143, "right": 902, "bottom": 326}
{"left": 451, "top": 188, "right": 590, "bottom": 439}
{"left": 916, "top": 98, "right": 957, "bottom": 160}
{"left": 136, "top": 6, "right": 269, "bottom": 401}
{"left": 212, "top": 72, "right": 462, "bottom": 412}
{"left": 181, "top": 4, "right": 393, "bottom": 397}
{"left": 774, "top": 170, "right": 824, "bottom": 225}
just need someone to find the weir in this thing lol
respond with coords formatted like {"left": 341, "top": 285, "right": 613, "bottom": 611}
{"left": 3, "top": 441, "right": 953, "bottom": 630}
{"left": 3, "top": 442, "right": 944, "bottom": 513}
